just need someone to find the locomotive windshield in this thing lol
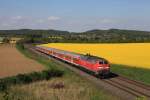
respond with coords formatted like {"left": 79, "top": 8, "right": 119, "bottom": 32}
{"left": 104, "top": 60, "right": 108, "bottom": 64}
{"left": 99, "top": 60, "right": 108, "bottom": 64}
{"left": 99, "top": 61, "right": 103, "bottom": 64}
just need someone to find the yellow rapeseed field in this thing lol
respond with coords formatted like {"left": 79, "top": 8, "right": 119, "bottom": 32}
{"left": 41, "top": 43, "right": 150, "bottom": 69}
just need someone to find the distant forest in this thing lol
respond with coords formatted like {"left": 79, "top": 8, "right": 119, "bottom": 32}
{"left": 1, "top": 29, "right": 150, "bottom": 43}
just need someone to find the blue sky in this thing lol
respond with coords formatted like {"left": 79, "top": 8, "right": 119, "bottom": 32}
{"left": 0, "top": 0, "right": 150, "bottom": 32}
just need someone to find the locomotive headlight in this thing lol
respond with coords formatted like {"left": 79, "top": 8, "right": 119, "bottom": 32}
{"left": 98, "top": 67, "right": 103, "bottom": 69}
{"left": 104, "top": 67, "right": 110, "bottom": 69}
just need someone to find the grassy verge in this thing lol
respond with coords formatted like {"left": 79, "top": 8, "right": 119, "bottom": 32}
{"left": 111, "top": 64, "right": 150, "bottom": 85}
{"left": 16, "top": 43, "right": 66, "bottom": 71}
{"left": 3, "top": 43, "right": 119, "bottom": 100}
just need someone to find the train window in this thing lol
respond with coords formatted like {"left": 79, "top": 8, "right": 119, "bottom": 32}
{"left": 99, "top": 61, "right": 103, "bottom": 64}
{"left": 104, "top": 60, "right": 108, "bottom": 64}
{"left": 99, "top": 60, "right": 108, "bottom": 64}
{"left": 73, "top": 58, "right": 79, "bottom": 61}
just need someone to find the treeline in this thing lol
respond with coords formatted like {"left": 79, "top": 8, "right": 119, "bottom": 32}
{"left": 1, "top": 29, "right": 150, "bottom": 43}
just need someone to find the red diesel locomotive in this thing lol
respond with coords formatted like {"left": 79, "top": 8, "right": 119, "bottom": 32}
{"left": 36, "top": 45, "right": 110, "bottom": 77}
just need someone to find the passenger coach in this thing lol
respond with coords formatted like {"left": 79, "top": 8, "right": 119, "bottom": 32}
{"left": 36, "top": 45, "right": 110, "bottom": 77}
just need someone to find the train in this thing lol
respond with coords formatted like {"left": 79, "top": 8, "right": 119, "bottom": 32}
{"left": 35, "top": 45, "right": 110, "bottom": 78}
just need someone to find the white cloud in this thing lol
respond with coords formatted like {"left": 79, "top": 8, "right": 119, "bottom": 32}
{"left": 1, "top": 23, "right": 9, "bottom": 27}
{"left": 12, "top": 16, "right": 23, "bottom": 20}
{"left": 37, "top": 19, "right": 45, "bottom": 23}
{"left": 100, "top": 19, "right": 116, "bottom": 24}
{"left": 48, "top": 16, "right": 60, "bottom": 21}
{"left": 1, "top": 15, "right": 150, "bottom": 32}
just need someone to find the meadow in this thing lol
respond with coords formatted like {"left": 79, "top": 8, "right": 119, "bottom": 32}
{"left": 41, "top": 43, "right": 150, "bottom": 69}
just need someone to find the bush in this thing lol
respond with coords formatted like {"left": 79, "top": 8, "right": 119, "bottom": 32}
{"left": 16, "top": 42, "right": 24, "bottom": 49}
{"left": 15, "top": 74, "right": 33, "bottom": 84}
{"left": 0, "top": 69, "right": 64, "bottom": 92}
{"left": 49, "top": 69, "right": 64, "bottom": 77}
{"left": 40, "top": 70, "right": 51, "bottom": 80}
{"left": 0, "top": 80, "right": 7, "bottom": 92}
{"left": 29, "top": 72, "right": 41, "bottom": 81}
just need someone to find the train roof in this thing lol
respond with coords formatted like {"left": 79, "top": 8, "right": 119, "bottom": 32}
{"left": 37, "top": 45, "right": 80, "bottom": 58}
{"left": 80, "top": 55, "right": 106, "bottom": 63}
{"left": 37, "top": 45, "right": 106, "bottom": 63}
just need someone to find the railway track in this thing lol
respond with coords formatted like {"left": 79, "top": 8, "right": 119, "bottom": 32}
{"left": 27, "top": 45, "right": 150, "bottom": 100}
{"left": 103, "top": 77, "right": 150, "bottom": 98}
{"left": 117, "top": 76, "right": 150, "bottom": 91}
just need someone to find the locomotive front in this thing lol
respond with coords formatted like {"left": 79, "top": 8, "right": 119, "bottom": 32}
{"left": 96, "top": 59, "right": 110, "bottom": 77}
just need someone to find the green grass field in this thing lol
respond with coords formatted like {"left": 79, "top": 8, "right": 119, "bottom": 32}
{"left": 111, "top": 64, "right": 150, "bottom": 85}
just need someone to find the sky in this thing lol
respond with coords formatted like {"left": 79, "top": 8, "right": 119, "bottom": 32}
{"left": 0, "top": 0, "right": 150, "bottom": 32}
